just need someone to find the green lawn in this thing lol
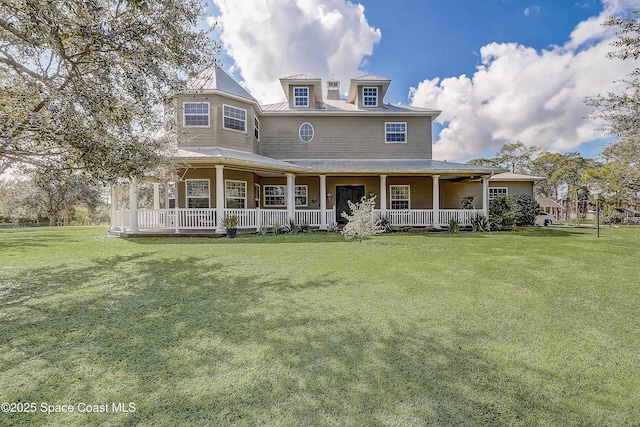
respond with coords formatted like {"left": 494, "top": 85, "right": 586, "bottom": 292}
{"left": 1, "top": 226, "right": 639, "bottom": 426}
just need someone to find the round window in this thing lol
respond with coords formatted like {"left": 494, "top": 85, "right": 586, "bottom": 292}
{"left": 299, "top": 123, "right": 314, "bottom": 142}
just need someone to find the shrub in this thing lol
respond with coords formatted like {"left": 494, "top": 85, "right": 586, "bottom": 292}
{"left": 340, "top": 196, "right": 384, "bottom": 242}
{"left": 470, "top": 213, "right": 489, "bottom": 232}
{"left": 489, "top": 195, "right": 517, "bottom": 231}
{"left": 601, "top": 209, "right": 624, "bottom": 225}
{"left": 461, "top": 195, "right": 475, "bottom": 209}
{"left": 448, "top": 217, "right": 460, "bottom": 233}
{"left": 514, "top": 195, "right": 540, "bottom": 226}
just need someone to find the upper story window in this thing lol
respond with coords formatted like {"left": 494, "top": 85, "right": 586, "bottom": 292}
{"left": 223, "top": 104, "right": 246, "bottom": 132}
{"left": 299, "top": 123, "right": 314, "bottom": 142}
{"left": 293, "top": 87, "right": 309, "bottom": 107}
{"left": 183, "top": 102, "right": 209, "bottom": 127}
{"left": 254, "top": 116, "right": 260, "bottom": 141}
{"left": 385, "top": 122, "right": 407, "bottom": 143}
{"left": 363, "top": 87, "right": 378, "bottom": 107}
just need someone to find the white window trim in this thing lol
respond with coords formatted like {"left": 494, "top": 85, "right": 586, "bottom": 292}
{"left": 222, "top": 104, "right": 247, "bottom": 133}
{"left": 299, "top": 122, "right": 314, "bottom": 142}
{"left": 489, "top": 187, "right": 508, "bottom": 202}
{"left": 254, "top": 183, "right": 260, "bottom": 207}
{"left": 225, "top": 179, "right": 247, "bottom": 208}
{"left": 254, "top": 116, "right": 260, "bottom": 142}
{"left": 183, "top": 102, "right": 210, "bottom": 128}
{"left": 363, "top": 86, "right": 378, "bottom": 107}
{"left": 385, "top": 122, "right": 407, "bottom": 144}
{"left": 185, "top": 179, "right": 211, "bottom": 208}
{"left": 263, "top": 185, "right": 308, "bottom": 207}
{"left": 294, "top": 185, "right": 308, "bottom": 207}
{"left": 264, "top": 185, "right": 286, "bottom": 207}
{"left": 293, "top": 87, "right": 309, "bottom": 108}
{"left": 390, "top": 185, "right": 410, "bottom": 210}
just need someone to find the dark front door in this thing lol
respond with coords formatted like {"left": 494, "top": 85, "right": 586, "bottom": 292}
{"left": 335, "top": 185, "right": 365, "bottom": 223}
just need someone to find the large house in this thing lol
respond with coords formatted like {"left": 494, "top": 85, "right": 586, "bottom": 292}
{"left": 110, "top": 67, "right": 538, "bottom": 234}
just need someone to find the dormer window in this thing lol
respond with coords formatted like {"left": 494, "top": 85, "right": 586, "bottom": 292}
{"left": 294, "top": 87, "right": 309, "bottom": 107}
{"left": 363, "top": 87, "right": 378, "bottom": 107}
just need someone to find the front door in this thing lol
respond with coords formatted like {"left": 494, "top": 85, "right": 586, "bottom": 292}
{"left": 335, "top": 185, "right": 365, "bottom": 223}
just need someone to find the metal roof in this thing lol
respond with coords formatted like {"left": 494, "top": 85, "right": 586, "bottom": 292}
{"left": 490, "top": 172, "right": 545, "bottom": 181}
{"left": 172, "top": 147, "right": 303, "bottom": 172}
{"left": 261, "top": 98, "right": 440, "bottom": 116}
{"left": 186, "top": 67, "right": 257, "bottom": 103}
{"left": 285, "top": 159, "right": 506, "bottom": 175}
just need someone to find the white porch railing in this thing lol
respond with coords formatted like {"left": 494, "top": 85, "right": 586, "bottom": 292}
{"left": 112, "top": 207, "right": 338, "bottom": 232}
{"left": 111, "top": 208, "right": 482, "bottom": 232}
{"left": 373, "top": 209, "right": 483, "bottom": 227}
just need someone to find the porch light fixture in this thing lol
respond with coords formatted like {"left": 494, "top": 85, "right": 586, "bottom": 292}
{"left": 327, "top": 192, "right": 333, "bottom": 202}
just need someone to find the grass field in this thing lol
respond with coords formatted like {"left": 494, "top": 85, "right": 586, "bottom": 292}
{"left": 0, "top": 226, "right": 639, "bottom": 426}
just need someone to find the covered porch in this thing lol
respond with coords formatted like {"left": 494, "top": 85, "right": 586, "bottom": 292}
{"left": 109, "top": 148, "right": 503, "bottom": 235}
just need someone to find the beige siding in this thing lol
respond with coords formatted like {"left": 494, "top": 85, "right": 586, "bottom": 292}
{"left": 260, "top": 115, "right": 432, "bottom": 159}
{"left": 176, "top": 94, "right": 259, "bottom": 153}
{"left": 177, "top": 168, "right": 259, "bottom": 208}
{"left": 440, "top": 180, "right": 535, "bottom": 209}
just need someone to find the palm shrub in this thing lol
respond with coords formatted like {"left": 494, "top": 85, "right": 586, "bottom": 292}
{"left": 340, "top": 196, "right": 384, "bottom": 242}
{"left": 448, "top": 217, "right": 461, "bottom": 233}
{"left": 489, "top": 195, "right": 517, "bottom": 231}
{"left": 470, "top": 213, "right": 489, "bottom": 232}
{"left": 514, "top": 195, "right": 540, "bottom": 226}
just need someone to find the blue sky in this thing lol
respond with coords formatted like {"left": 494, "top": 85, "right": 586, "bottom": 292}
{"left": 207, "top": 0, "right": 638, "bottom": 161}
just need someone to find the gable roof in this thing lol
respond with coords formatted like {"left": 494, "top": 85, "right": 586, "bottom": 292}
{"left": 186, "top": 67, "right": 257, "bottom": 103}
{"left": 279, "top": 74, "right": 323, "bottom": 104}
{"left": 348, "top": 74, "right": 391, "bottom": 103}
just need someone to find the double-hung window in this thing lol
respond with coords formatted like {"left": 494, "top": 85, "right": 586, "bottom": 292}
{"left": 183, "top": 102, "right": 209, "bottom": 127}
{"left": 293, "top": 87, "right": 309, "bottom": 107}
{"left": 263, "top": 185, "right": 308, "bottom": 207}
{"left": 295, "top": 185, "right": 308, "bottom": 207}
{"left": 186, "top": 179, "right": 210, "bottom": 208}
{"left": 225, "top": 180, "right": 247, "bottom": 208}
{"left": 264, "top": 185, "right": 286, "bottom": 207}
{"left": 223, "top": 104, "right": 246, "bottom": 132}
{"left": 363, "top": 87, "right": 378, "bottom": 107}
{"left": 489, "top": 187, "right": 508, "bottom": 203}
{"left": 390, "top": 185, "right": 410, "bottom": 210}
{"left": 385, "top": 122, "right": 407, "bottom": 143}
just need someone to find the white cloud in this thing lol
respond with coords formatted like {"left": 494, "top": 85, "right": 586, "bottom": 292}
{"left": 409, "top": 0, "right": 638, "bottom": 161}
{"left": 211, "top": 0, "right": 381, "bottom": 104}
{"left": 524, "top": 5, "right": 541, "bottom": 16}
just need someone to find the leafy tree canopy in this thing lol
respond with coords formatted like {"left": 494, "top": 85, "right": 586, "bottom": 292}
{"left": 585, "top": 11, "right": 640, "bottom": 170}
{"left": 0, "top": 0, "right": 218, "bottom": 182}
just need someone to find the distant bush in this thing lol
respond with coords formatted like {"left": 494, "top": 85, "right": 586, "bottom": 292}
{"left": 514, "top": 195, "right": 540, "bottom": 226}
{"left": 489, "top": 195, "right": 517, "bottom": 231}
{"left": 601, "top": 209, "right": 624, "bottom": 225}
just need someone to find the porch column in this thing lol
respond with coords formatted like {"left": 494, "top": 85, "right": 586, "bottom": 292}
{"left": 152, "top": 183, "right": 161, "bottom": 210}
{"left": 379, "top": 175, "right": 387, "bottom": 217}
{"left": 110, "top": 186, "right": 119, "bottom": 232}
{"left": 432, "top": 175, "right": 440, "bottom": 227}
{"left": 482, "top": 175, "right": 490, "bottom": 218}
{"left": 319, "top": 175, "right": 327, "bottom": 230}
{"left": 286, "top": 173, "right": 296, "bottom": 222}
{"left": 215, "top": 165, "right": 225, "bottom": 233}
{"left": 129, "top": 176, "right": 139, "bottom": 232}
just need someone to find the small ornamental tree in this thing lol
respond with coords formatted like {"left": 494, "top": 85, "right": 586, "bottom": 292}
{"left": 489, "top": 195, "right": 518, "bottom": 231}
{"left": 341, "top": 196, "right": 384, "bottom": 242}
{"left": 514, "top": 195, "right": 540, "bottom": 226}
